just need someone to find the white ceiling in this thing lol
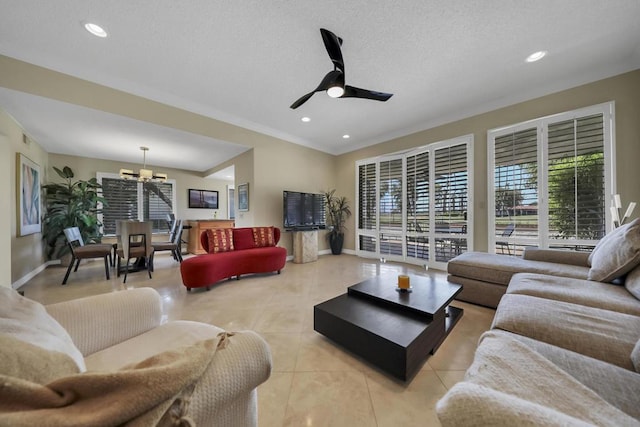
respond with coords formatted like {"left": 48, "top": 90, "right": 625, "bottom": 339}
{"left": 1, "top": 0, "right": 639, "bottom": 174}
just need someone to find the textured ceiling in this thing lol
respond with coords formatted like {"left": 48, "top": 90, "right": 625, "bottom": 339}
{"left": 1, "top": 0, "right": 639, "bottom": 173}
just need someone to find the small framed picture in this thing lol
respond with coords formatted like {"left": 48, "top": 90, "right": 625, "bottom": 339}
{"left": 238, "top": 183, "right": 249, "bottom": 211}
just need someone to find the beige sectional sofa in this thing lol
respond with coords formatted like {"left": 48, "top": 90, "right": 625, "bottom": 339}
{"left": 447, "top": 248, "right": 591, "bottom": 308}
{"left": 0, "top": 287, "right": 272, "bottom": 426}
{"left": 438, "top": 219, "right": 640, "bottom": 425}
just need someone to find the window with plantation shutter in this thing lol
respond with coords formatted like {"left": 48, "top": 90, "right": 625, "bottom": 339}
{"left": 379, "top": 158, "right": 403, "bottom": 257}
{"left": 492, "top": 127, "right": 539, "bottom": 253}
{"left": 98, "top": 173, "right": 176, "bottom": 235}
{"left": 488, "top": 102, "right": 614, "bottom": 255}
{"left": 143, "top": 182, "right": 174, "bottom": 233}
{"left": 356, "top": 135, "right": 473, "bottom": 268}
{"left": 101, "top": 178, "right": 138, "bottom": 235}
{"left": 358, "top": 162, "right": 377, "bottom": 253}
{"left": 433, "top": 144, "right": 469, "bottom": 262}
{"left": 547, "top": 114, "right": 605, "bottom": 241}
{"left": 405, "top": 151, "right": 429, "bottom": 260}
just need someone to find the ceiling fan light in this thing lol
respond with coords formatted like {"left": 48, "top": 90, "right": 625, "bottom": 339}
{"left": 327, "top": 85, "right": 345, "bottom": 98}
{"left": 119, "top": 169, "right": 134, "bottom": 179}
{"left": 153, "top": 173, "right": 168, "bottom": 182}
{"left": 84, "top": 22, "right": 108, "bottom": 38}
{"left": 139, "top": 168, "right": 153, "bottom": 180}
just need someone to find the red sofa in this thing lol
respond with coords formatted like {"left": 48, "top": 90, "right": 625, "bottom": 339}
{"left": 180, "top": 226, "right": 287, "bottom": 291}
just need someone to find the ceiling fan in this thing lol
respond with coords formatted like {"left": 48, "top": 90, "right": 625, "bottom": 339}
{"left": 290, "top": 28, "right": 393, "bottom": 109}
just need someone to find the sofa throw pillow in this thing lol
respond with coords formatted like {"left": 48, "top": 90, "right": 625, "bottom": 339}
{"left": 0, "top": 286, "right": 86, "bottom": 372}
{"left": 253, "top": 226, "right": 275, "bottom": 248}
{"left": 205, "top": 228, "right": 234, "bottom": 253}
{"left": 588, "top": 218, "right": 640, "bottom": 283}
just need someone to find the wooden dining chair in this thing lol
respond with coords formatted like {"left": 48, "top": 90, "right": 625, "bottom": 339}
{"left": 116, "top": 221, "right": 153, "bottom": 283}
{"left": 62, "top": 227, "right": 114, "bottom": 285}
{"left": 150, "top": 219, "right": 184, "bottom": 271}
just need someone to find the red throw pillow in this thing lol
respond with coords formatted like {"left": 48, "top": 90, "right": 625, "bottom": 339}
{"left": 252, "top": 226, "right": 275, "bottom": 248}
{"left": 206, "top": 228, "right": 234, "bottom": 253}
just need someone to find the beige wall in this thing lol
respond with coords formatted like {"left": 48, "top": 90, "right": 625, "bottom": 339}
{"left": 336, "top": 69, "right": 640, "bottom": 251}
{"left": 1, "top": 109, "right": 49, "bottom": 285}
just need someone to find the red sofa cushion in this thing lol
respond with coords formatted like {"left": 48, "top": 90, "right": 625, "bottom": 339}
{"left": 233, "top": 228, "right": 256, "bottom": 250}
{"left": 205, "top": 228, "right": 234, "bottom": 253}
{"left": 252, "top": 226, "right": 275, "bottom": 247}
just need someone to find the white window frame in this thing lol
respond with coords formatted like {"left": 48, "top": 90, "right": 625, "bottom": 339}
{"left": 487, "top": 101, "right": 615, "bottom": 253}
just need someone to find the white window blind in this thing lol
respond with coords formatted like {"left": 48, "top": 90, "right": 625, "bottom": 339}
{"left": 99, "top": 174, "right": 176, "bottom": 235}
{"left": 357, "top": 162, "right": 377, "bottom": 252}
{"left": 101, "top": 178, "right": 138, "bottom": 235}
{"left": 547, "top": 114, "right": 605, "bottom": 240}
{"left": 493, "top": 127, "right": 539, "bottom": 246}
{"left": 143, "top": 182, "right": 174, "bottom": 233}
{"left": 355, "top": 135, "right": 473, "bottom": 267}
{"left": 379, "top": 158, "right": 403, "bottom": 257}
{"left": 406, "top": 151, "right": 429, "bottom": 233}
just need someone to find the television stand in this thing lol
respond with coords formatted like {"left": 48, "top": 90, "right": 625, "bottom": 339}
{"left": 293, "top": 230, "right": 318, "bottom": 263}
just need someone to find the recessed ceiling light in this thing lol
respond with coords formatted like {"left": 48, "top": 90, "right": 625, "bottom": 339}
{"left": 526, "top": 50, "right": 547, "bottom": 63}
{"left": 301, "top": 117, "right": 311, "bottom": 122}
{"left": 83, "top": 22, "right": 108, "bottom": 38}
{"left": 343, "top": 134, "right": 350, "bottom": 139}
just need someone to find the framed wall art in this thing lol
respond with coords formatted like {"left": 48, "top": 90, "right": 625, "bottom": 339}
{"left": 17, "top": 153, "right": 42, "bottom": 236}
{"left": 188, "top": 188, "right": 219, "bottom": 209}
{"left": 238, "top": 183, "right": 249, "bottom": 211}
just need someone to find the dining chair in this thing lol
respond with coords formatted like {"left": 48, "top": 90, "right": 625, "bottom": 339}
{"left": 116, "top": 221, "right": 153, "bottom": 283}
{"left": 150, "top": 219, "right": 184, "bottom": 270}
{"left": 62, "top": 227, "right": 114, "bottom": 285}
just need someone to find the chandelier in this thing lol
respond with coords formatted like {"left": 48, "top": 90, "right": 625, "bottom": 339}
{"left": 119, "top": 146, "right": 167, "bottom": 183}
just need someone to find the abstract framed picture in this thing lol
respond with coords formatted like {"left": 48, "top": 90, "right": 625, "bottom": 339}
{"left": 17, "top": 153, "right": 42, "bottom": 236}
{"left": 238, "top": 183, "right": 249, "bottom": 211}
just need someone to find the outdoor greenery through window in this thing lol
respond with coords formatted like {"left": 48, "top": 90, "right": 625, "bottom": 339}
{"left": 98, "top": 174, "right": 176, "bottom": 235}
{"left": 356, "top": 135, "right": 473, "bottom": 267}
{"left": 488, "top": 102, "right": 614, "bottom": 255}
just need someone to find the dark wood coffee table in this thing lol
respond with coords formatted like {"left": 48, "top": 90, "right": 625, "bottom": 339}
{"left": 314, "top": 274, "right": 463, "bottom": 381}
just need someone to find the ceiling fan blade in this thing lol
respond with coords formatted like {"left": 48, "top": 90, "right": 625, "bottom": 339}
{"left": 290, "top": 92, "right": 315, "bottom": 109}
{"left": 342, "top": 85, "right": 393, "bottom": 101}
{"left": 290, "top": 70, "right": 344, "bottom": 109}
{"left": 320, "top": 28, "right": 344, "bottom": 72}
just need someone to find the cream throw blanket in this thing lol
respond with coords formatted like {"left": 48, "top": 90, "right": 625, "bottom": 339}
{"left": 0, "top": 332, "right": 234, "bottom": 427}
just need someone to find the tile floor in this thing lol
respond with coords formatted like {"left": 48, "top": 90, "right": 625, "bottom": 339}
{"left": 19, "top": 252, "right": 495, "bottom": 427}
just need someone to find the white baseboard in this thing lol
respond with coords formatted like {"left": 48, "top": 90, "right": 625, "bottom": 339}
{"left": 13, "top": 260, "right": 60, "bottom": 290}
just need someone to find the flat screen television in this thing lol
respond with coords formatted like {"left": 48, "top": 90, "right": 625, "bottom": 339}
{"left": 283, "top": 191, "right": 326, "bottom": 231}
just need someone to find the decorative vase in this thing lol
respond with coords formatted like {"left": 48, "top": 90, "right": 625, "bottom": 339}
{"left": 329, "top": 233, "right": 344, "bottom": 255}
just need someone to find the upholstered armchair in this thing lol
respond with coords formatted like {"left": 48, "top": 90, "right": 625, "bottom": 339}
{"left": 0, "top": 287, "right": 272, "bottom": 426}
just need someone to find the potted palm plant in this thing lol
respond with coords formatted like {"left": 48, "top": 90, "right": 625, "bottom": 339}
{"left": 42, "top": 166, "right": 106, "bottom": 260}
{"left": 324, "top": 189, "right": 352, "bottom": 255}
